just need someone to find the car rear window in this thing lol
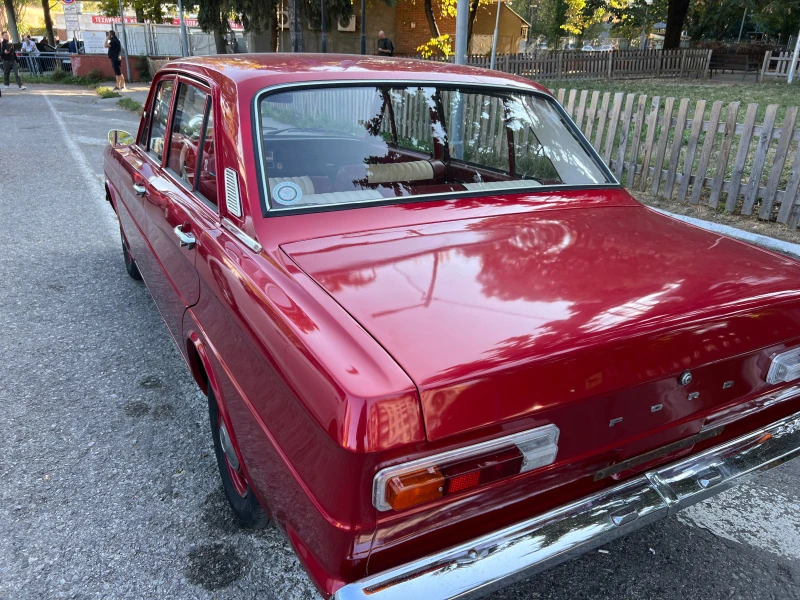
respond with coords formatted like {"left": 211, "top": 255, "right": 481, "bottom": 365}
{"left": 256, "top": 84, "right": 613, "bottom": 211}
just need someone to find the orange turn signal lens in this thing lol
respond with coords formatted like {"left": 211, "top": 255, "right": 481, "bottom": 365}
{"left": 385, "top": 467, "right": 445, "bottom": 510}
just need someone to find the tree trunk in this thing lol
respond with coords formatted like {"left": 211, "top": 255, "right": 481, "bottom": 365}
{"left": 272, "top": 12, "right": 280, "bottom": 51}
{"left": 467, "top": 0, "right": 480, "bottom": 54}
{"left": 288, "top": 0, "right": 305, "bottom": 52}
{"left": 41, "top": 0, "right": 54, "bottom": 45}
{"left": 424, "top": 0, "right": 440, "bottom": 38}
{"left": 4, "top": 0, "right": 19, "bottom": 42}
{"left": 663, "top": 0, "right": 690, "bottom": 49}
{"left": 135, "top": 7, "right": 145, "bottom": 22}
{"left": 214, "top": 29, "right": 227, "bottom": 54}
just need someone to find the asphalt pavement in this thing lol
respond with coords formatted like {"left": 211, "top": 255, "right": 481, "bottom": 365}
{"left": 1, "top": 84, "right": 799, "bottom": 600}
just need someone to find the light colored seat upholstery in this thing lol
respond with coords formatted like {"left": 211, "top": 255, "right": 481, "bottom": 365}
{"left": 301, "top": 190, "right": 384, "bottom": 205}
{"left": 269, "top": 176, "right": 316, "bottom": 195}
{"left": 462, "top": 179, "right": 541, "bottom": 191}
{"left": 367, "top": 161, "right": 434, "bottom": 184}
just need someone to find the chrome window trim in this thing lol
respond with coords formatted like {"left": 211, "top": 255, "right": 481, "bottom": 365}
{"left": 372, "top": 424, "right": 559, "bottom": 512}
{"left": 251, "top": 79, "right": 620, "bottom": 217}
{"left": 222, "top": 218, "right": 262, "bottom": 253}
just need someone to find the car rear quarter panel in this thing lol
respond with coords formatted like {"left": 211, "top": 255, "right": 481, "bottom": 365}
{"left": 183, "top": 223, "right": 426, "bottom": 594}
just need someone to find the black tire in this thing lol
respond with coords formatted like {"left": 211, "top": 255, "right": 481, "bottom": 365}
{"left": 208, "top": 388, "right": 269, "bottom": 529}
{"left": 120, "top": 227, "right": 142, "bottom": 281}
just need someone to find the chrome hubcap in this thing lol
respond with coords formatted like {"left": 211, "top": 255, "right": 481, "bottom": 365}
{"left": 219, "top": 422, "right": 240, "bottom": 471}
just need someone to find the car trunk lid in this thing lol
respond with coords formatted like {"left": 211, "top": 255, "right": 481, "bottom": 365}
{"left": 281, "top": 205, "right": 800, "bottom": 455}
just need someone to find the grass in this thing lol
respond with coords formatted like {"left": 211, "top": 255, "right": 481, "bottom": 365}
{"left": 96, "top": 86, "right": 121, "bottom": 99}
{"left": 117, "top": 97, "right": 143, "bottom": 115}
{"left": 21, "top": 71, "right": 113, "bottom": 88}
{"left": 547, "top": 77, "right": 799, "bottom": 124}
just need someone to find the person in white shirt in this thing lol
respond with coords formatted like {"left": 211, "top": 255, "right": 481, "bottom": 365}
{"left": 21, "top": 35, "right": 40, "bottom": 76}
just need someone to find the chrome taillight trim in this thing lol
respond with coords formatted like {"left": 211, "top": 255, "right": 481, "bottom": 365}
{"left": 767, "top": 347, "right": 800, "bottom": 385}
{"left": 372, "top": 424, "right": 560, "bottom": 512}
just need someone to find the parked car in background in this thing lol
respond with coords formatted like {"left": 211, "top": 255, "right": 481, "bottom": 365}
{"left": 104, "top": 54, "right": 800, "bottom": 600}
{"left": 581, "top": 44, "right": 595, "bottom": 52}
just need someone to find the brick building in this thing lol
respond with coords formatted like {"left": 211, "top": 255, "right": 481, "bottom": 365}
{"left": 263, "top": 0, "right": 529, "bottom": 57}
{"left": 393, "top": 0, "right": 529, "bottom": 56}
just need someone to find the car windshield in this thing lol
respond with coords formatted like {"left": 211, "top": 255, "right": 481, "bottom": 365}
{"left": 257, "top": 84, "right": 612, "bottom": 210}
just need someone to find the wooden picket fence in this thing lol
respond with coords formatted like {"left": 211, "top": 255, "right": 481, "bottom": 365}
{"left": 759, "top": 51, "right": 800, "bottom": 81}
{"left": 554, "top": 88, "right": 800, "bottom": 227}
{"left": 421, "top": 49, "right": 712, "bottom": 81}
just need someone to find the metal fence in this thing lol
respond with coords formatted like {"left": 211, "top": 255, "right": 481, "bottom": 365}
{"left": 15, "top": 51, "right": 72, "bottom": 75}
{"left": 111, "top": 23, "right": 247, "bottom": 57}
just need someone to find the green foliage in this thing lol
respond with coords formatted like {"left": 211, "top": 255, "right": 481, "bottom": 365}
{"left": 118, "top": 97, "right": 144, "bottom": 114}
{"left": 51, "top": 67, "right": 69, "bottom": 82}
{"left": 416, "top": 34, "right": 453, "bottom": 58}
{"left": 134, "top": 54, "right": 151, "bottom": 82}
{"left": 685, "top": 0, "right": 749, "bottom": 40}
{"left": 96, "top": 0, "right": 173, "bottom": 23}
{"left": 97, "top": 86, "right": 121, "bottom": 98}
{"left": 750, "top": 0, "right": 800, "bottom": 38}
{"left": 86, "top": 68, "right": 105, "bottom": 84}
{"left": 608, "top": 0, "right": 667, "bottom": 43}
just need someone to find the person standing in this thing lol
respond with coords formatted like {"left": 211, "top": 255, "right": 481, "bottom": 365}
{"left": 104, "top": 30, "right": 126, "bottom": 91}
{"left": 1, "top": 31, "right": 26, "bottom": 90}
{"left": 377, "top": 31, "right": 394, "bottom": 56}
{"left": 21, "top": 35, "right": 40, "bottom": 76}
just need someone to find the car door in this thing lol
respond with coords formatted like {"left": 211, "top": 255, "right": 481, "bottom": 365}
{"left": 111, "top": 79, "right": 177, "bottom": 287}
{"left": 137, "top": 76, "right": 215, "bottom": 345}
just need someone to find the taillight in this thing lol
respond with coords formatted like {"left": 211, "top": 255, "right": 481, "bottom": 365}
{"left": 373, "top": 425, "right": 559, "bottom": 512}
{"left": 767, "top": 347, "right": 800, "bottom": 385}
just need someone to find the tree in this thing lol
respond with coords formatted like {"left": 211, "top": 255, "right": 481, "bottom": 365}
{"left": 685, "top": 0, "right": 749, "bottom": 40}
{"left": 663, "top": 0, "right": 690, "bottom": 48}
{"left": 751, "top": 0, "right": 800, "bottom": 39}
{"left": 423, "top": 0, "right": 440, "bottom": 38}
{"left": 3, "top": 0, "right": 20, "bottom": 42}
{"left": 41, "top": 0, "right": 54, "bottom": 45}
{"left": 609, "top": 0, "right": 666, "bottom": 46}
{"left": 193, "top": 0, "right": 275, "bottom": 54}
{"left": 97, "top": 0, "right": 173, "bottom": 23}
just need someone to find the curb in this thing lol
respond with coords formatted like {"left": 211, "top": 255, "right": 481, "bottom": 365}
{"left": 652, "top": 208, "right": 800, "bottom": 261}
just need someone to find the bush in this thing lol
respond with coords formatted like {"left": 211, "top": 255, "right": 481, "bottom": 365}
{"left": 86, "top": 68, "right": 105, "bottom": 84}
{"left": 118, "top": 97, "right": 144, "bottom": 115}
{"left": 51, "top": 68, "right": 68, "bottom": 82}
{"left": 97, "top": 86, "right": 121, "bottom": 99}
{"left": 134, "top": 54, "right": 151, "bottom": 82}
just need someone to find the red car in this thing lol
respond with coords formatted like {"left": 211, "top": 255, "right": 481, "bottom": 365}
{"left": 104, "top": 54, "right": 800, "bottom": 599}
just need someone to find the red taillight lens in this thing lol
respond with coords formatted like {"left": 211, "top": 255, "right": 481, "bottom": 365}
{"left": 442, "top": 447, "right": 524, "bottom": 494}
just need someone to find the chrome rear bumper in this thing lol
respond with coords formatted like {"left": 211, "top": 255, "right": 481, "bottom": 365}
{"left": 333, "top": 409, "right": 800, "bottom": 600}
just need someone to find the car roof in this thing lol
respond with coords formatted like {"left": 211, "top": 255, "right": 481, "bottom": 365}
{"left": 162, "top": 53, "right": 550, "bottom": 94}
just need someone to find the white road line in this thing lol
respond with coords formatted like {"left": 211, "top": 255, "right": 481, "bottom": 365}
{"left": 43, "top": 93, "right": 118, "bottom": 228}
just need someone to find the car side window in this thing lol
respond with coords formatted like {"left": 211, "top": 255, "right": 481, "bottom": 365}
{"left": 195, "top": 106, "right": 217, "bottom": 207}
{"left": 166, "top": 83, "right": 209, "bottom": 190}
{"left": 147, "top": 80, "right": 174, "bottom": 162}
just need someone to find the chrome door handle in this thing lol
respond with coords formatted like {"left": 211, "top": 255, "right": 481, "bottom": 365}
{"left": 132, "top": 183, "right": 147, "bottom": 196}
{"left": 174, "top": 225, "right": 196, "bottom": 249}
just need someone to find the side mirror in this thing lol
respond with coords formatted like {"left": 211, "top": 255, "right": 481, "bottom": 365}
{"left": 108, "top": 129, "right": 134, "bottom": 146}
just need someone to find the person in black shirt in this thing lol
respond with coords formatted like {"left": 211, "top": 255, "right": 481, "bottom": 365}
{"left": 377, "top": 31, "right": 394, "bottom": 57}
{"left": 104, "top": 30, "right": 126, "bottom": 91}
{"left": 1, "top": 30, "right": 26, "bottom": 90}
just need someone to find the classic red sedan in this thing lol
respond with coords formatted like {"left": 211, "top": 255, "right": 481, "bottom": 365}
{"left": 104, "top": 54, "right": 800, "bottom": 599}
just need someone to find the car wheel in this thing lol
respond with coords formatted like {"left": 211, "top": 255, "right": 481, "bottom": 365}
{"left": 208, "top": 388, "right": 269, "bottom": 529}
{"left": 120, "top": 227, "right": 142, "bottom": 281}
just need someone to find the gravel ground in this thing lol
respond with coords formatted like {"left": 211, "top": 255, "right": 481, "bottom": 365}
{"left": 2, "top": 84, "right": 799, "bottom": 600}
